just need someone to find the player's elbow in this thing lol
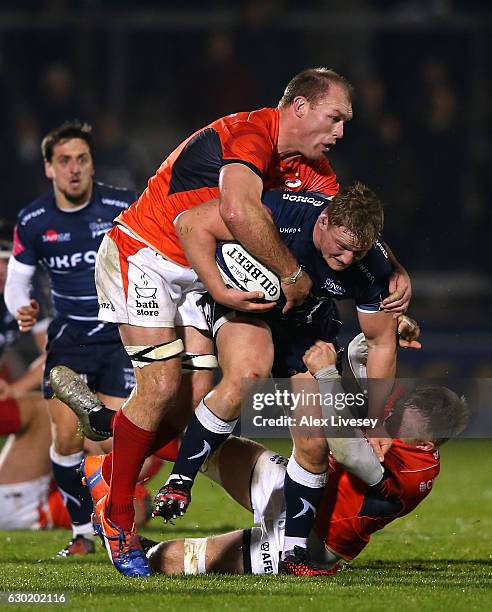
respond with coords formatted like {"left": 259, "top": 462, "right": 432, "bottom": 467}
{"left": 219, "top": 198, "right": 248, "bottom": 229}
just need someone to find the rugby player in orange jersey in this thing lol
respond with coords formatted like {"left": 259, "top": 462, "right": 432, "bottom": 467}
{"left": 142, "top": 337, "right": 468, "bottom": 576}
{"left": 92, "top": 68, "right": 411, "bottom": 576}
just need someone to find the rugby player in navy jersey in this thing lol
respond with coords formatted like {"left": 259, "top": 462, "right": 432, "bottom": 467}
{"left": 152, "top": 183, "right": 403, "bottom": 574}
{"left": 4, "top": 121, "right": 138, "bottom": 560}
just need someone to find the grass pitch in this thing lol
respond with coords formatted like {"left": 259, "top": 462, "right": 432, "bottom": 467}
{"left": 0, "top": 439, "right": 491, "bottom": 611}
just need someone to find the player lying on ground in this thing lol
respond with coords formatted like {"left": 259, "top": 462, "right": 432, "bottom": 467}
{"left": 50, "top": 319, "right": 421, "bottom": 573}
{"left": 153, "top": 184, "right": 406, "bottom": 573}
{"left": 144, "top": 334, "right": 468, "bottom": 575}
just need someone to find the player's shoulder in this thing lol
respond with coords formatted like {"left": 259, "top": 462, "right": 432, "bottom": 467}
{"left": 16, "top": 192, "right": 53, "bottom": 228}
{"left": 262, "top": 190, "right": 329, "bottom": 231}
{"left": 93, "top": 181, "right": 136, "bottom": 210}
{"left": 263, "top": 189, "right": 330, "bottom": 211}
{"left": 213, "top": 108, "right": 277, "bottom": 138}
{"left": 388, "top": 440, "right": 440, "bottom": 474}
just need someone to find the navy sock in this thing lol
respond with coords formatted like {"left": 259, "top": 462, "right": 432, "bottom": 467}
{"left": 49, "top": 446, "right": 93, "bottom": 528}
{"left": 168, "top": 400, "right": 237, "bottom": 487}
{"left": 283, "top": 455, "right": 327, "bottom": 557}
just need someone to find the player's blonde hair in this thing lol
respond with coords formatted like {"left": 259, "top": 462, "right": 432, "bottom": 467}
{"left": 328, "top": 182, "right": 384, "bottom": 250}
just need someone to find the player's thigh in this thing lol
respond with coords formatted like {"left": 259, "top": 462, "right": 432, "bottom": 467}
{"left": 215, "top": 437, "right": 266, "bottom": 511}
{"left": 0, "top": 397, "right": 52, "bottom": 482}
{"left": 216, "top": 317, "right": 273, "bottom": 379}
{"left": 46, "top": 397, "right": 84, "bottom": 454}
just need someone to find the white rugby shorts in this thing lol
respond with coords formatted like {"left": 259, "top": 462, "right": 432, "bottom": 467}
{"left": 95, "top": 225, "right": 210, "bottom": 330}
{"left": 248, "top": 449, "right": 339, "bottom": 574}
{"left": 0, "top": 475, "right": 52, "bottom": 530}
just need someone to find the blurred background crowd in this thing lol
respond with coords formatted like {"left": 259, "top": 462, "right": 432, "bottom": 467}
{"left": 0, "top": 0, "right": 490, "bottom": 377}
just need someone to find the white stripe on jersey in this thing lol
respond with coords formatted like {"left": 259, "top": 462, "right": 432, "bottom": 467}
{"left": 51, "top": 290, "right": 98, "bottom": 301}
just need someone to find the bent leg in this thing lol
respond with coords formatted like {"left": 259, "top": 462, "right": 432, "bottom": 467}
{"left": 281, "top": 372, "right": 329, "bottom": 563}
{"left": 155, "top": 319, "right": 273, "bottom": 521}
{"left": 108, "top": 324, "right": 182, "bottom": 530}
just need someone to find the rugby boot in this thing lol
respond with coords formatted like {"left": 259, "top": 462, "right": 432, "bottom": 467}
{"left": 57, "top": 534, "right": 96, "bottom": 557}
{"left": 94, "top": 496, "right": 152, "bottom": 578}
{"left": 152, "top": 476, "right": 192, "bottom": 523}
{"left": 79, "top": 454, "right": 109, "bottom": 506}
{"left": 49, "top": 366, "right": 110, "bottom": 441}
{"left": 279, "top": 546, "right": 339, "bottom": 577}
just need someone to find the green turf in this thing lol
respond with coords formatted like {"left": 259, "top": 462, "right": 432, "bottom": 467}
{"left": 0, "top": 439, "right": 491, "bottom": 611}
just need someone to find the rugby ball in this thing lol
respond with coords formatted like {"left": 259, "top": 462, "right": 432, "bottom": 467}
{"left": 215, "top": 241, "right": 281, "bottom": 301}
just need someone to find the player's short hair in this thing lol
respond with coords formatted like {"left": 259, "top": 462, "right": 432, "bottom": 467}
{"left": 327, "top": 182, "right": 384, "bottom": 250}
{"left": 278, "top": 67, "right": 353, "bottom": 108}
{"left": 41, "top": 120, "right": 94, "bottom": 162}
{"left": 389, "top": 386, "right": 470, "bottom": 445}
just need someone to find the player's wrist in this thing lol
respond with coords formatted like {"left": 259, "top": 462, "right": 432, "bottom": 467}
{"left": 313, "top": 365, "right": 340, "bottom": 380}
{"left": 281, "top": 265, "right": 303, "bottom": 285}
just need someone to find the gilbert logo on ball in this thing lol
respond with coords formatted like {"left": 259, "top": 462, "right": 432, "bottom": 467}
{"left": 215, "top": 241, "right": 280, "bottom": 301}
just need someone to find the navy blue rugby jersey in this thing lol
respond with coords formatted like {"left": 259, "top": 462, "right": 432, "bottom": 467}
{"left": 262, "top": 190, "right": 392, "bottom": 324}
{"left": 12, "top": 182, "right": 136, "bottom": 323}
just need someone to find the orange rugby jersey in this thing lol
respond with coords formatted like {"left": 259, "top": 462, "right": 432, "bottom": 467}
{"left": 115, "top": 108, "right": 339, "bottom": 266}
{"left": 314, "top": 439, "right": 440, "bottom": 561}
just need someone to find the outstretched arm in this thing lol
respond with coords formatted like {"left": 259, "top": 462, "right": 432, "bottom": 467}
{"left": 357, "top": 310, "right": 398, "bottom": 461}
{"left": 303, "top": 342, "right": 385, "bottom": 486}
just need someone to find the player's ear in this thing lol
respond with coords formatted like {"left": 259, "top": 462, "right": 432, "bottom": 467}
{"left": 44, "top": 160, "right": 53, "bottom": 180}
{"left": 318, "top": 211, "right": 329, "bottom": 230}
{"left": 293, "top": 96, "right": 307, "bottom": 118}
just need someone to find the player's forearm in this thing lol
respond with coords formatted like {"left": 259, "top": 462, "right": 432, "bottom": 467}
{"left": 315, "top": 368, "right": 384, "bottom": 486}
{"left": 175, "top": 210, "right": 230, "bottom": 299}
{"left": 366, "top": 343, "right": 397, "bottom": 422}
{"left": 220, "top": 198, "right": 298, "bottom": 277}
{"left": 4, "top": 258, "right": 35, "bottom": 316}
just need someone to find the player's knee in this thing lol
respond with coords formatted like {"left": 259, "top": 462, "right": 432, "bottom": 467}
{"left": 294, "top": 437, "right": 329, "bottom": 471}
{"left": 212, "top": 379, "right": 243, "bottom": 413}
{"left": 53, "top": 430, "right": 84, "bottom": 455}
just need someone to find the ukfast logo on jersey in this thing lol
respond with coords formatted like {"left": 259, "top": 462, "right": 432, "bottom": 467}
{"left": 42, "top": 250, "right": 97, "bottom": 269}
{"left": 89, "top": 221, "right": 113, "bottom": 238}
{"left": 356, "top": 262, "right": 375, "bottom": 284}
{"left": 323, "top": 278, "right": 345, "bottom": 295}
{"left": 42, "top": 229, "right": 71, "bottom": 243}
{"left": 20, "top": 207, "right": 46, "bottom": 226}
{"left": 281, "top": 193, "right": 327, "bottom": 206}
{"left": 101, "top": 198, "right": 129, "bottom": 209}
{"left": 279, "top": 227, "right": 301, "bottom": 234}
